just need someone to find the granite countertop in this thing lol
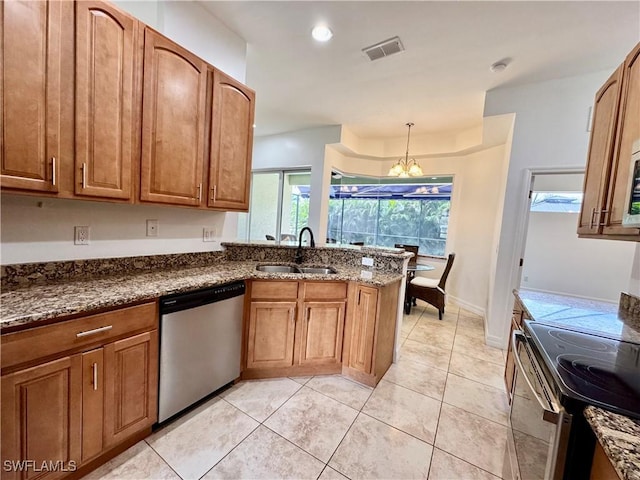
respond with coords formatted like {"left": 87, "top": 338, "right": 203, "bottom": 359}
{"left": 0, "top": 260, "right": 403, "bottom": 331}
{"left": 515, "top": 289, "right": 640, "bottom": 344}
{"left": 584, "top": 406, "right": 640, "bottom": 480}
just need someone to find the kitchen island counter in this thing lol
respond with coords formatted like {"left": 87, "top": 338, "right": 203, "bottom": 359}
{"left": 1, "top": 244, "right": 409, "bottom": 331}
{"left": 584, "top": 406, "right": 640, "bottom": 480}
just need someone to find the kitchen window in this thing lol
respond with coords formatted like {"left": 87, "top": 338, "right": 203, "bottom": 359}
{"left": 324, "top": 174, "right": 453, "bottom": 256}
{"left": 530, "top": 192, "right": 583, "bottom": 213}
{"left": 237, "top": 170, "right": 311, "bottom": 242}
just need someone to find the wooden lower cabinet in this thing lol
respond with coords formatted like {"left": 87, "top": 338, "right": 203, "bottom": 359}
{"left": 0, "top": 302, "right": 158, "bottom": 480}
{"left": 242, "top": 281, "right": 348, "bottom": 378}
{"left": 342, "top": 281, "right": 400, "bottom": 387}
{"left": 299, "top": 301, "right": 345, "bottom": 366}
{"left": 246, "top": 301, "right": 297, "bottom": 369}
{"left": 1, "top": 356, "right": 82, "bottom": 480}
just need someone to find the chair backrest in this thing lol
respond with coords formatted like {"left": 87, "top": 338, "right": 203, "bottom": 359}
{"left": 395, "top": 244, "right": 419, "bottom": 266}
{"left": 350, "top": 241, "right": 364, "bottom": 246}
{"left": 265, "top": 234, "right": 275, "bottom": 240}
{"left": 438, "top": 253, "right": 456, "bottom": 290}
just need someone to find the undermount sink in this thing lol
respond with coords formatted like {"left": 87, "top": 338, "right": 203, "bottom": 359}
{"left": 255, "top": 264, "right": 337, "bottom": 275}
{"left": 296, "top": 266, "right": 338, "bottom": 275}
{"left": 256, "top": 265, "right": 300, "bottom": 273}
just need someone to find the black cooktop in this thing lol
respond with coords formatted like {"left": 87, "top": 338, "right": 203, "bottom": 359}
{"left": 525, "top": 320, "right": 640, "bottom": 419}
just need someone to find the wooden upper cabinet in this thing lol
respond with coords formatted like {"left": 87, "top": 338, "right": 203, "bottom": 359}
{"left": 1, "top": 0, "right": 64, "bottom": 193}
{"left": 578, "top": 65, "right": 623, "bottom": 235}
{"left": 604, "top": 43, "right": 640, "bottom": 236}
{"left": 140, "top": 28, "right": 207, "bottom": 206}
{"left": 207, "top": 69, "right": 255, "bottom": 211}
{"left": 75, "top": 1, "right": 138, "bottom": 200}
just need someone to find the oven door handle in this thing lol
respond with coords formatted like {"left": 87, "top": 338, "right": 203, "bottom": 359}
{"left": 512, "top": 330, "right": 560, "bottom": 424}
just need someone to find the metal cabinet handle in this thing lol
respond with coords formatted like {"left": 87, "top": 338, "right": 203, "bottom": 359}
{"left": 92, "top": 362, "right": 98, "bottom": 390}
{"left": 76, "top": 325, "right": 112, "bottom": 338}
{"left": 511, "top": 331, "right": 559, "bottom": 423}
{"left": 589, "top": 208, "right": 598, "bottom": 229}
{"left": 599, "top": 209, "right": 609, "bottom": 226}
{"left": 210, "top": 185, "right": 216, "bottom": 202}
{"left": 51, "top": 157, "right": 57, "bottom": 186}
{"left": 197, "top": 183, "right": 202, "bottom": 202}
{"left": 81, "top": 163, "right": 87, "bottom": 189}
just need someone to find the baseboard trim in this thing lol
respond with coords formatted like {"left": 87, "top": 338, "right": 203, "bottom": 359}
{"left": 449, "top": 295, "right": 485, "bottom": 318}
{"left": 485, "top": 333, "right": 506, "bottom": 349}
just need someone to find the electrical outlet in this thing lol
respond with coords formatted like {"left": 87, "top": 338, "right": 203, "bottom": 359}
{"left": 361, "top": 257, "right": 374, "bottom": 267}
{"left": 203, "top": 227, "right": 217, "bottom": 242}
{"left": 74, "top": 226, "right": 89, "bottom": 245}
{"left": 146, "top": 219, "right": 159, "bottom": 237}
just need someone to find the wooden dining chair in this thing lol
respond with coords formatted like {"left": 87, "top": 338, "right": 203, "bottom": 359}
{"left": 395, "top": 244, "right": 419, "bottom": 267}
{"left": 406, "top": 253, "right": 455, "bottom": 319}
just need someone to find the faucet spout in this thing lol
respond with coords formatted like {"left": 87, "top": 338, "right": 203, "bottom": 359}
{"left": 294, "top": 227, "right": 315, "bottom": 263}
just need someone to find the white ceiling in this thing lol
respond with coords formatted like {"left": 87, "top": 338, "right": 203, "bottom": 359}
{"left": 201, "top": 1, "right": 639, "bottom": 138}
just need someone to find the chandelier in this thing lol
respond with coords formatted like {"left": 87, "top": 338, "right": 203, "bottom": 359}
{"left": 388, "top": 122, "right": 423, "bottom": 177}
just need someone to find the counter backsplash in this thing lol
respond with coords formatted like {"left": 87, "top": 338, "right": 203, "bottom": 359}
{"left": 1, "top": 251, "right": 225, "bottom": 289}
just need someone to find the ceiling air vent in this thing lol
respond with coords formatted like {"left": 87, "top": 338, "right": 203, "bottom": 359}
{"left": 362, "top": 36, "right": 404, "bottom": 61}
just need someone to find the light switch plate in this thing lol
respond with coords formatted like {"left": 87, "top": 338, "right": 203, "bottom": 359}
{"left": 361, "top": 257, "right": 374, "bottom": 267}
{"left": 360, "top": 270, "right": 373, "bottom": 279}
{"left": 203, "top": 227, "right": 217, "bottom": 242}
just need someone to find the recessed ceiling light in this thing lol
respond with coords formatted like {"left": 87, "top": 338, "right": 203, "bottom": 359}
{"left": 312, "top": 25, "right": 333, "bottom": 42}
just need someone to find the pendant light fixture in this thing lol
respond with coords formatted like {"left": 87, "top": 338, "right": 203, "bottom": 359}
{"left": 388, "top": 122, "right": 423, "bottom": 177}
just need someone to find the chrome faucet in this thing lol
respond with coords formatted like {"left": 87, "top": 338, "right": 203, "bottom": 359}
{"left": 295, "top": 227, "right": 315, "bottom": 264}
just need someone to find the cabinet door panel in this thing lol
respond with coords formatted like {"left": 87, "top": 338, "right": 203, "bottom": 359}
{"left": 578, "top": 65, "right": 623, "bottom": 235}
{"left": 1, "top": 356, "right": 81, "bottom": 480}
{"left": 75, "top": 1, "right": 136, "bottom": 200}
{"left": 81, "top": 348, "right": 104, "bottom": 463}
{"left": 1, "top": 0, "right": 61, "bottom": 192}
{"left": 299, "top": 302, "right": 345, "bottom": 366}
{"left": 208, "top": 69, "right": 254, "bottom": 210}
{"left": 247, "top": 301, "right": 297, "bottom": 369}
{"left": 140, "top": 29, "right": 206, "bottom": 206}
{"left": 104, "top": 330, "right": 158, "bottom": 446}
{"left": 605, "top": 43, "right": 640, "bottom": 235}
{"left": 348, "top": 286, "right": 378, "bottom": 374}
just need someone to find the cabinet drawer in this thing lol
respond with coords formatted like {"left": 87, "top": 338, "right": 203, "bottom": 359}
{"left": 251, "top": 281, "right": 299, "bottom": 299}
{"left": 1, "top": 302, "right": 157, "bottom": 370}
{"left": 302, "top": 281, "right": 347, "bottom": 300}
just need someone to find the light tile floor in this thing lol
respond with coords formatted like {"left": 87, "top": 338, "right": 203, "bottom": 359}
{"left": 85, "top": 301, "right": 510, "bottom": 480}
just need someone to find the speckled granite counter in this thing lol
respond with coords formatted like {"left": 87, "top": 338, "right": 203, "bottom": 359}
{"left": 584, "top": 406, "right": 640, "bottom": 480}
{"left": 1, "top": 244, "right": 409, "bottom": 331}
{"left": 516, "top": 289, "right": 640, "bottom": 344}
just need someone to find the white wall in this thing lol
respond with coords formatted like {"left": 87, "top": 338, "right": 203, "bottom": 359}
{"left": 482, "top": 69, "right": 636, "bottom": 348}
{"left": 523, "top": 212, "right": 635, "bottom": 302}
{"left": 1, "top": 1, "right": 248, "bottom": 265}
{"left": 251, "top": 126, "right": 342, "bottom": 238}
{"left": 0, "top": 195, "right": 233, "bottom": 263}
{"left": 114, "top": 0, "right": 247, "bottom": 82}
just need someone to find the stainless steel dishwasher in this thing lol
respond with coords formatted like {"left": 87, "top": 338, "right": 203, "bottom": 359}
{"left": 158, "top": 280, "right": 245, "bottom": 423}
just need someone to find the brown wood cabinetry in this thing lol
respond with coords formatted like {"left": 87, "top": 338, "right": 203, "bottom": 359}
{"left": 0, "top": 0, "right": 67, "bottom": 193}
{"left": 1, "top": 0, "right": 254, "bottom": 212}
{"left": 342, "top": 281, "right": 400, "bottom": 387}
{"left": 1, "top": 356, "right": 82, "bottom": 480}
{"left": 590, "top": 443, "right": 618, "bottom": 480}
{"left": 579, "top": 42, "right": 640, "bottom": 240}
{"left": 243, "top": 280, "right": 348, "bottom": 378}
{"left": 207, "top": 69, "right": 255, "bottom": 210}
{"left": 140, "top": 28, "right": 207, "bottom": 206}
{"left": 0, "top": 302, "right": 158, "bottom": 479}
{"left": 75, "top": 1, "right": 138, "bottom": 201}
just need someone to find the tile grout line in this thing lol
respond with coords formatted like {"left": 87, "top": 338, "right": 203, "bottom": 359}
{"left": 140, "top": 440, "right": 185, "bottom": 480}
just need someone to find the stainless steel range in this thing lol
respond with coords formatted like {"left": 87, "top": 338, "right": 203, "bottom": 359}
{"left": 506, "top": 320, "right": 640, "bottom": 480}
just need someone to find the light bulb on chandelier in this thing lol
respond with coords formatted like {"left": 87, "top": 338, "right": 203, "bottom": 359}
{"left": 388, "top": 122, "right": 423, "bottom": 177}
